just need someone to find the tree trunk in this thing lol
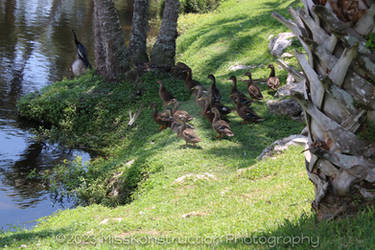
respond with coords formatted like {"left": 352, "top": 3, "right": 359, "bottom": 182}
{"left": 274, "top": 0, "right": 375, "bottom": 220}
{"left": 129, "top": 0, "right": 149, "bottom": 66}
{"left": 93, "top": 0, "right": 129, "bottom": 81}
{"left": 150, "top": 0, "right": 180, "bottom": 68}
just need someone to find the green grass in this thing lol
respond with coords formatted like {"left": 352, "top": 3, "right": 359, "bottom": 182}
{"left": 3, "top": 0, "right": 375, "bottom": 248}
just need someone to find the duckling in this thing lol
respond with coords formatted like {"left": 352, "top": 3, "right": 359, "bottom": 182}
{"left": 229, "top": 76, "right": 252, "bottom": 106}
{"left": 185, "top": 68, "right": 201, "bottom": 94}
{"left": 157, "top": 80, "right": 175, "bottom": 106}
{"left": 170, "top": 99, "right": 194, "bottom": 122}
{"left": 208, "top": 74, "right": 221, "bottom": 103}
{"left": 233, "top": 96, "right": 264, "bottom": 124}
{"left": 192, "top": 85, "right": 209, "bottom": 111}
{"left": 151, "top": 103, "right": 173, "bottom": 130}
{"left": 72, "top": 30, "right": 91, "bottom": 77}
{"left": 267, "top": 64, "right": 280, "bottom": 91}
{"left": 244, "top": 72, "right": 263, "bottom": 100}
{"left": 211, "top": 108, "right": 234, "bottom": 138}
{"left": 171, "top": 118, "right": 194, "bottom": 133}
{"left": 176, "top": 119, "right": 201, "bottom": 147}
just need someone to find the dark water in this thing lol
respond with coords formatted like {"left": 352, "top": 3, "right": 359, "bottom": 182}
{"left": 0, "top": 0, "right": 157, "bottom": 231}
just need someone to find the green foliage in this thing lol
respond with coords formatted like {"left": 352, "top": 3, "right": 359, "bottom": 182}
{"left": 180, "top": 0, "right": 223, "bottom": 13}
{"left": 366, "top": 33, "right": 375, "bottom": 50}
{"left": 18, "top": 71, "right": 190, "bottom": 205}
{"left": 362, "top": 120, "right": 375, "bottom": 142}
{"left": 159, "top": 0, "right": 224, "bottom": 16}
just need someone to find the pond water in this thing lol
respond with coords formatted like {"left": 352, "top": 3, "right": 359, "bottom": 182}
{"left": 0, "top": 0, "right": 158, "bottom": 231}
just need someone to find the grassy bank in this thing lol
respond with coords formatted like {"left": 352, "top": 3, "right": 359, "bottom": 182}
{"left": 2, "top": 0, "right": 374, "bottom": 248}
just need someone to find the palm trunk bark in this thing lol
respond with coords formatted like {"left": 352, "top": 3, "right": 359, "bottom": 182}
{"left": 274, "top": 0, "right": 375, "bottom": 220}
{"left": 129, "top": 0, "right": 149, "bottom": 66}
{"left": 93, "top": 0, "right": 129, "bottom": 81}
{"left": 150, "top": 0, "right": 180, "bottom": 69}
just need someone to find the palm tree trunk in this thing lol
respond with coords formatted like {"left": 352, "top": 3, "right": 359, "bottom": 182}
{"left": 129, "top": 0, "right": 150, "bottom": 66}
{"left": 274, "top": 0, "right": 375, "bottom": 220}
{"left": 93, "top": 0, "right": 129, "bottom": 81}
{"left": 150, "top": 0, "right": 180, "bottom": 69}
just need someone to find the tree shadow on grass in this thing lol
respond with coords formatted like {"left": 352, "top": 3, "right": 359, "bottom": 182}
{"left": 0, "top": 227, "right": 71, "bottom": 248}
{"left": 177, "top": 0, "right": 301, "bottom": 77}
{"left": 174, "top": 0, "right": 306, "bottom": 170}
{"left": 216, "top": 207, "right": 375, "bottom": 249}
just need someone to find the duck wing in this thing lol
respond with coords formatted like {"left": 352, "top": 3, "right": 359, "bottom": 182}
{"left": 183, "top": 128, "right": 201, "bottom": 143}
{"left": 212, "top": 102, "right": 231, "bottom": 115}
{"left": 174, "top": 110, "right": 193, "bottom": 122}
{"left": 267, "top": 77, "right": 280, "bottom": 90}
{"left": 214, "top": 120, "right": 234, "bottom": 136}
{"left": 231, "top": 91, "right": 252, "bottom": 106}
{"left": 248, "top": 83, "right": 263, "bottom": 100}
{"left": 239, "top": 105, "right": 264, "bottom": 122}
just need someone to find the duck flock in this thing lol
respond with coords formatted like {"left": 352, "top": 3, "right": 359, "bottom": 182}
{"left": 152, "top": 63, "right": 280, "bottom": 147}
{"left": 69, "top": 31, "right": 281, "bottom": 147}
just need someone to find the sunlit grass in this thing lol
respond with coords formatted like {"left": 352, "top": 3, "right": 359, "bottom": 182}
{"left": 3, "top": 0, "right": 374, "bottom": 249}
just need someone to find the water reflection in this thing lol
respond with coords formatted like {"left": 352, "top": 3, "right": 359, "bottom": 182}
{"left": 0, "top": 0, "right": 156, "bottom": 230}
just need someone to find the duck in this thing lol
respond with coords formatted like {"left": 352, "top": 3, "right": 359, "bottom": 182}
{"left": 176, "top": 119, "right": 201, "bottom": 147}
{"left": 151, "top": 103, "right": 173, "bottom": 130}
{"left": 72, "top": 30, "right": 91, "bottom": 77}
{"left": 170, "top": 99, "right": 194, "bottom": 123}
{"left": 171, "top": 62, "right": 191, "bottom": 79}
{"left": 192, "top": 85, "right": 209, "bottom": 111}
{"left": 171, "top": 118, "right": 194, "bottom": 133}
{"left": 208, "top": 74, "right": 221, "bottom": 103}
{"left": 233, "top": 96, "right": 264, "bottom": 124}
{"left": 244, "top": 72, "right": 263, "bottom": 100}
{"left": 229, "top": 75, "right": 252, "bottom": 106}
{"left": 267, "top": 64, "right": 280, "bottom": 91}
{"left": 157, "top": 80, "right": 175, "bottom": 106}
{"left": 185, "top": 68, "right": 201, "bottom": 94}
{"left": 200, "top": 100, "right": 231, "bottom": 124}
{"left": 211, "top": 107, "right": 234, "bottom": 138}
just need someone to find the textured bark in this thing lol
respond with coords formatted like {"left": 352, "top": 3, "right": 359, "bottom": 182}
{"left": 93, "top": 0, "right": 129, "bottom": 81}
{"left": 150, "top": 0, "right": 180, "bottom": 68}
{"left": 129, "top": 0, "right": 149, "bottom": 65}
{"left": 274, "top": 0, "right": 375, "bottom": 220}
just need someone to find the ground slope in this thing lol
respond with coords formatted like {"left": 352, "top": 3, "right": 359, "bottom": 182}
{"left": 2, "top": 0, "right": 375, "bottom": 249}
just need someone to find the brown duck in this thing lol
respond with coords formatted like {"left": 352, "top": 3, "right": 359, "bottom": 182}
{"left": 229, "top": 75, "right": 252, "bottom": 106}
{"left": 192, "top": 85, "right": 209, "bottom": 111}
{"left": 267, "top": 64, "right": 280, "bottom": 91}
{"left": 157, "top": 80, "right": 174, "bottom": 106}
{"left": 244, "top": 72, "right": 263, "bottom": 100}
{"left": 211, "top": 107, "right": 234, "bottom": 138}
{"left": 185, "top": 68, "right": 201, "bottom": 93}
{"left": 233, "top": 96, "right": 264, "bottom": 124}
{"left": 151, "top": 103, "right": 173, "bottom": 130}
{"left": 176, "top": 119, "right": 201, "bottom": 147}
{"left": 171, "top": 119, "right": 194, "bottom": 133}
{"left": 170, "top": 99, "right": 194, "bottom": 123}
{"left": 208, "top": 74, "right": 221, "bottom": 103}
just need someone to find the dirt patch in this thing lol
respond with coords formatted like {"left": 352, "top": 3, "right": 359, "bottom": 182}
{"left": 182, "top": 211, "right": 209, "bottom": 218}
{"left": 173, "top": 173, "right": 218, "bottom": 184}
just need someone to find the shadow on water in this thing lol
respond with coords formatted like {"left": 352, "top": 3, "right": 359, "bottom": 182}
{"left": 0, "top": 0, "right": 160, "bottom": 231}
